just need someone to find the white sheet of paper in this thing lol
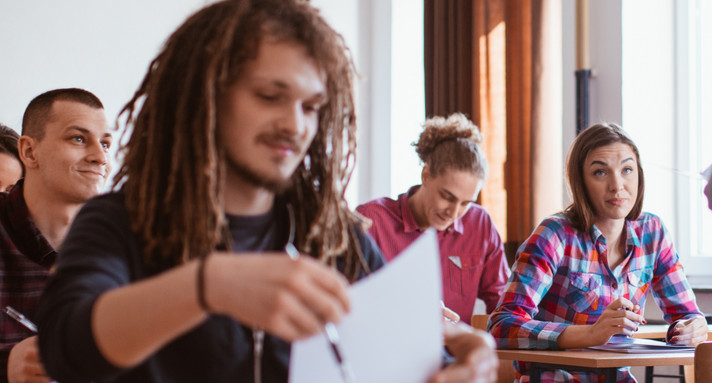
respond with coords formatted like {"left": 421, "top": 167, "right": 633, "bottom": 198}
{"left": 289, "top": 229, "right": 443, "bottom": 383}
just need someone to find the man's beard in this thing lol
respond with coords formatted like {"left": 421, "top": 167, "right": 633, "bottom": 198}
{"left": 225, "top": 156, "right": 292, "bottom": 193}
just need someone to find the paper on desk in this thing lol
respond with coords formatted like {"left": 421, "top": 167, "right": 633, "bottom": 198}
{"left": 289, "top": 229, "right": 442, "bottom": 383}
{"left": 588, "top": 335, "right": 696, "bottom": 353}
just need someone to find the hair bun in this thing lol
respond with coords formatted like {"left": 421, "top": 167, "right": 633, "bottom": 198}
{"left": 413, "top": 112, "right": 482, "bottom": 160}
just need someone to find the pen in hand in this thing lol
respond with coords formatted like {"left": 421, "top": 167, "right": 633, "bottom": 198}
{"left": 285, "top": 243, "right": 356, "bottom": 382}
{"left": 4, "top": 306, "right": 58, "bottom": 383}
{"left": 616, "top": 303, "right": 646, "bottom": 336}
{"left": 3, "top": 306, "right": 38, "bottom": 333}
{"left": 285, "top": 204, "right": 355, "bottom": 382}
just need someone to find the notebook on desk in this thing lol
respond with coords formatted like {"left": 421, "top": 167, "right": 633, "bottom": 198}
{"left": 588, "top": 335, "right": 695, "bottom": 353}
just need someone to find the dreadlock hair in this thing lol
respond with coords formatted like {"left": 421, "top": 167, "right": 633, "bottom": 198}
{"left": 115, "top": 0, "right": 369, "bottom": 281}
{"left": 413, "top": 112, "right": 488, "bottom": 179}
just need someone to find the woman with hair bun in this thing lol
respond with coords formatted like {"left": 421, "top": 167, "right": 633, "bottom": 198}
{"left": 357, "top": 113, "right": 510, "bottom": 323}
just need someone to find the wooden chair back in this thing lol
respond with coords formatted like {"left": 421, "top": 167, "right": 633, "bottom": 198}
{"left": 471, "top": 314, "right": 489, "bottom": 332}
{"left": 471, "top": 314, "right": 517, "bottom": 383}
{"left": 695, "top": 341, "right": 712, "bottom": 382}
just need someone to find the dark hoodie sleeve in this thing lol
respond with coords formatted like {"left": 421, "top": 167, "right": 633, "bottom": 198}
{"left": 37, "top": 193, "right": 137, "bottom": 382}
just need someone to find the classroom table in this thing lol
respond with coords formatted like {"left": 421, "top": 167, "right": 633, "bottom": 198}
{"left": 633, "top": 323, "right": 712, "bottom": 340}
{"left": 632, "top": 324, "right": 670, "bottom": 339}
{"left": 632, "top": 323, "right": 712, "bottom": 382}
{"left": 496, "top": 348, "right": 694, "bottom": 383}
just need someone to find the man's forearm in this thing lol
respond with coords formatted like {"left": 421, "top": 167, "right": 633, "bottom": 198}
{"left": 92, "top": 261, "right": 207, "bottom": 368}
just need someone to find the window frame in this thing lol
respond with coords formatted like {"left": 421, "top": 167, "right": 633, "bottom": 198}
{"left": 674, "top": 0, "right": 712, "bottom": 277}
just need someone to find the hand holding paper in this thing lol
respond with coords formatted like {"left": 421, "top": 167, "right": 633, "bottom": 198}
{"left": 289, "top": 230, "right": 499, "bottom": 383}
{"left": 289, "top": 230, "right": 443, "bottom": 383}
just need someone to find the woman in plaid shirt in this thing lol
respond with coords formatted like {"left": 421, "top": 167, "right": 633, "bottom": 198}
{"left": 489, "top": 123, "right": 708, "bottom": 382}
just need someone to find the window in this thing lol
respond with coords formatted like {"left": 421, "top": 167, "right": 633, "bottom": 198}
{"left": 676, "top": 0, "right": 712, "bottom": 275}
{"left": 620, "top": 0, "right": 712, "bottom": 278}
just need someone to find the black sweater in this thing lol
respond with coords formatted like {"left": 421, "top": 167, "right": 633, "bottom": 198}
{"left": 37, "top": 191, "right": 384, "bottom": 383}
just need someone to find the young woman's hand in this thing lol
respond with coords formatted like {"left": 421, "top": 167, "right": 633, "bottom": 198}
{"left": 668, "top": 316, "right": 708, "bottom": 346}
{"left": 590, "top": 297, "right": 646, "bottom": 344}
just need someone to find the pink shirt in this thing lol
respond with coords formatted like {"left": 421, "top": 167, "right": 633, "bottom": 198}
{"left": 356, "top": 186, "right": 511, "bottom": 322}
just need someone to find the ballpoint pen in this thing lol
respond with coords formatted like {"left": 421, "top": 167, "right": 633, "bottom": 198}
{"left": 285, "top": 205, "right": 355, "bottom": 383}
{"left": 3, "top": 306, "right": 38, "bottom": 333}
{"left": 285, "top": 242, "right": 356, "bottom": 383}
{"left": 3, "top": 307, "right": 58, "bottom": 383}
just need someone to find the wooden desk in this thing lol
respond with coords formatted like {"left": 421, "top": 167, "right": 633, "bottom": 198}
{"left": 633, "top": 324, "right": 712, "bottom": 340}
{"left": 632, "top": 324, "right": 712, "bottom": 382}
{"left": 632, "top": 324, "right": 669, "bottom": 339}
{"left": 497, "top": 348, "right": 694, "bottom": 383}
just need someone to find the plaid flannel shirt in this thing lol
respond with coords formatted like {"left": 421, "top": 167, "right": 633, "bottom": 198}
{"left": 489, "top": 212, "right": 702, "bottom": 383}
{"left": 0, "top": 180, "right": 55, "bottom": 383}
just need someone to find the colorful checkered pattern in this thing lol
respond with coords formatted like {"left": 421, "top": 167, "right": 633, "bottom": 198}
{"left": 489, "top": 212, "right": 702, "bottom": 383}
{"left": 0, "top": 180, "right": 55, "bottom": 383}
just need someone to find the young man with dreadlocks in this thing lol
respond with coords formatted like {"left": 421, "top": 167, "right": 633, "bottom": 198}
{"left": 36, "top": 1, "right": 497, "bottom": 382}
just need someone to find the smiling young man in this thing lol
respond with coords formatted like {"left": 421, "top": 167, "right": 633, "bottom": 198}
{"left": 36, "top": 2, "right": 497, "bottom": 383}
{"left": 0, "top": 88, "right": 111, "bottom": 383}
{"left": 357, "top": 113, "right": 510, "bottom": 323}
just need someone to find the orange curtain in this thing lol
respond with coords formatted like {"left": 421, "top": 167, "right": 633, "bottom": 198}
{"left": 425, "top": 0, "right": 562, "bottom": 264}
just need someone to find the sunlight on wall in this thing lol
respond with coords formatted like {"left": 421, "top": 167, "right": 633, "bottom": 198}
{"left": 622, "top": 0, "right": 712, "bottom": 274}
{"left": 390, "top": 0, "right": 425, "bottom": 198}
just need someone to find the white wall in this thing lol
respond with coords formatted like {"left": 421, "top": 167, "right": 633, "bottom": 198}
{"left": 588, "top": 0, "right": 623, "bottom": 126}
{"left": 353, "top": 0, "right": 392, "bottom": 205}
{"left": 562, "top": 0, "right": 623, "bottom": 142}
{"left": 562, "top": 0, "right": 678, "bottom": 239}
{"left": 561, "top": 0, "right": 624, "bottom": 205}
{"left": 389, "top": 0, "right": 425, "bottom": 201}
{"left": 561, "top": 1, "right": 575, "bottom": 206}
{"left": 311, "top": 0, "right": 367, "bottom": 206}
{"left": 0, "top": 0, "right": 208, "bottom": 130}
{"left": 0, "top": 0, "right": 379, "bottom": 206}
{"left": 317, "top": 0, "right": 394, "bottom": 206}
{"left": 621, "top": 0, "right": 677, "bottom": 243}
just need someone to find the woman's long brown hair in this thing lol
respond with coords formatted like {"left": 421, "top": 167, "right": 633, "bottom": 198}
{"left": 114, "top": 0, "right": 369, "bottom": 281}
